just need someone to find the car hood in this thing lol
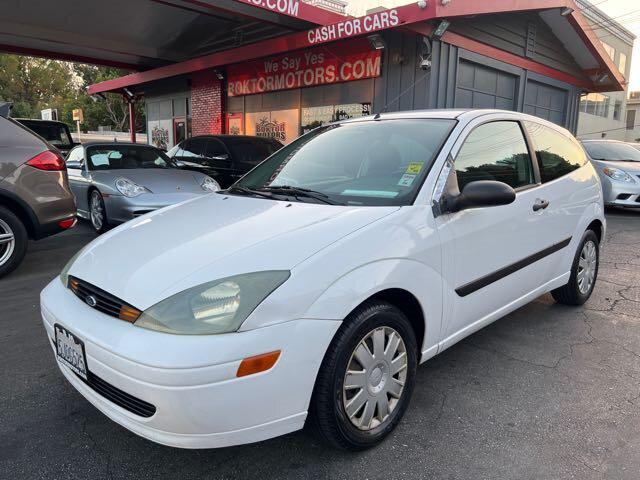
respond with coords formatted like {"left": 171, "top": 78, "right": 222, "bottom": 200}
{"left": 91, "top": 168, "right": 207, "bottom": 194}
{"left": 69, "top": 194, "right": 399, "bottom": 309}
{"left": 592, "top": 159, "right": 640, "bottom": 175}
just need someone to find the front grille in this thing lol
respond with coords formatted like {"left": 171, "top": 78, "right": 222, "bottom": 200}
{"left": 76, "top": 371, "right": 157, "bottom": 418}
{"left": 69, "top": 276, "right": 141, "bottom": 322}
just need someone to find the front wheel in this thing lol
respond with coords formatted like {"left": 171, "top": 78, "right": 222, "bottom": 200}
{"left": 0, "top": 206, "right": 28, "bottom": 278}
{"left": 309, "top": 301, "right": 418, "bottom": 450}
{"left": 89, "top": 190, "right": 108, "bottom": 234}
{"left": 552, "top": 230, "right": 599, "bottom": 305}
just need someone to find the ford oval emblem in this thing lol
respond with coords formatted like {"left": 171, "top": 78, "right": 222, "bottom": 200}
{"left": 85, "top": 295, "right": 97, "bottom": 307}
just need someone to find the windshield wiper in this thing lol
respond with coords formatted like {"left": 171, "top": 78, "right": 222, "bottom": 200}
{"left": 260, "top": 185, "right": 342, "bottom": 205}
{"left": 225, "top": 185, "right": 277, "bottom": 200}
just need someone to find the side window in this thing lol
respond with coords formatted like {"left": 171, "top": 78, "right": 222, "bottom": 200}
{"left": 206, "top": 139, "right": 229, "bottom": 158}
{"left": 455, "top": 121, "right": 534, "bottom": 190}
{"left": 524, "top": 121, "right": 586, "bottom": 183}
{"left": 180, "top": 138, "right": 207, "bottom": 158}
{"left": 66, "top": 147, "right": 84, "bottom": 165}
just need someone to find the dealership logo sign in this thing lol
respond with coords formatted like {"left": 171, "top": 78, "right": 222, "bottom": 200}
{"left": 227, "top": 39, "right": 381, "bottom": 96}
{"left": 255, "top": 117, "right": 287, "bottom": 141}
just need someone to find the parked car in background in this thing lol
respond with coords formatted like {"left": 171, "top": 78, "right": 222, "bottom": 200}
{"left": 65, "top": 142, "right": 219, "bottom": 233}
{"left": 43, "top": 110, "right": 605, "bottom": 451}
{"left": 166, "top": 135, "right": 282, "bottom": 188}
{"left": 15, "top": 118, "right": 78, "bottom": 157}
{"left": 581, "top": 139, "right": 640, "bottom": 208}
{"left": 0, "top": 109, "right": 76, "bottom": 278}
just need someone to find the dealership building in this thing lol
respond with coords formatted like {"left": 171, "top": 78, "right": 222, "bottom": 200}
{"left": 2, "top": 0, "right": 626, "bottom": 148}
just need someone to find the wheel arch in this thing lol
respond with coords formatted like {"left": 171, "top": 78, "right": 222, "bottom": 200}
{"left": 302, "top": 259, "right": 442, "bottom": 360}
{"left": 0, "top": 189, "right": 37, "bottom": 238}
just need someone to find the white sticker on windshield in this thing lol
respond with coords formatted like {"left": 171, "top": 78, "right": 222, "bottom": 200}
{"left": 341, "top": 190, "right": 399, "bottom": 198}
{"left": 398, "top": 174, "right": 417, "bottom": 187}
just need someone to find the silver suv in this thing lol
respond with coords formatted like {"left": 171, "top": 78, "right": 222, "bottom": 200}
{"left": 0, "top": 105, "right": 76, "bottom": 277}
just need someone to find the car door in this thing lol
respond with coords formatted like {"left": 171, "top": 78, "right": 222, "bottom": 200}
{"left": 522, "top": 121, "right": 596, "bottom": 281}
{"left": 65, "top": 146, "right": 91, "bottom": 214}
{"left": 434, "top": 115, "right": 557, "bottom": 350}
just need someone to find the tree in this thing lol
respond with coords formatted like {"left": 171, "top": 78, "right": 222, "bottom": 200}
{"left": 0, "top": 55, "right": 75, "bottom": 118}
{"left": 0, "top": 54, "right": 145, "bottom": 133}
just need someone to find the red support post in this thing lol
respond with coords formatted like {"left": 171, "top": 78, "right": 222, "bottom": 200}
{"left": 128, "top": 100, "right": 136, "bottom": 143}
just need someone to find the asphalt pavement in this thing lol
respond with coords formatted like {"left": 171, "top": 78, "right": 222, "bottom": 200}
{"left": 1, "top": 210, "right": 640, "bottom": 480}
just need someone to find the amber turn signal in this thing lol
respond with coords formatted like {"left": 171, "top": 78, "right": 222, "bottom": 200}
{"left": 236, "top": 350, "right": 281, "bottom": 377}
{"left": 119, "top": 305, "right": 142, "bottom": 323}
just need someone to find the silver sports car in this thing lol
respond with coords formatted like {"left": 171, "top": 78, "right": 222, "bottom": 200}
{"left": 65, "top": 142, "right": 219, "bottom": 232}
{"left": 582, "top": 139, "right": 640, "bottom": 208}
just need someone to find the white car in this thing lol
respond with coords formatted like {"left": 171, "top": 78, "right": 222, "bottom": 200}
{"left": 41, "top": 109, "right": 605, "bottom": 451}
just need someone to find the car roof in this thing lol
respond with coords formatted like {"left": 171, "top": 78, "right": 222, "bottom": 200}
{"left": 80, "top": 141, "right": 157, "bottom": 148}
{"left": 580, "top": 139, "right": 625, "bottom": 144}
{"left": 14, "top": 118, "right": 68, "bottom": 126}
{"left": 187, "top": 135, "right": 281, "bottom": 141}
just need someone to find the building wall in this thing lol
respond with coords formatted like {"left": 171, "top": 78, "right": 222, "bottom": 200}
{"left": 191, "top": 71, "right": 223, "bottom": 136}
{"left": 575, "top": 0, "right": 634, "bottom": 141}
{"left": 375, "top": 21, "right": 584, "bottom": 133}
{"left": 625, "top": 93, "right": 640, "bottom": 142}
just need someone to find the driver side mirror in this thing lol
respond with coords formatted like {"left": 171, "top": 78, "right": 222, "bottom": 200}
{"left": 66, "top": 160, "right": 84, "bottom": 170}
{"left": 445, "top": 180, "right": 516, "bottom": 213}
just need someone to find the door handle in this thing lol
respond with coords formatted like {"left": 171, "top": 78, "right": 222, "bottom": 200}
{"left": 533, "top": 199, "right": 549, "bottom": 211}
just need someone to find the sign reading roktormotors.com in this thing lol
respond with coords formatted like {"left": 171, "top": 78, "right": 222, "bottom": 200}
{"left": 227, "top": 39, "right": 381, "bottom": 97}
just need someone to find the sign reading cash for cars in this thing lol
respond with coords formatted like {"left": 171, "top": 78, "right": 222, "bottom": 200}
{"left": 227, "top": 39, "right": 381, "bottom": 97}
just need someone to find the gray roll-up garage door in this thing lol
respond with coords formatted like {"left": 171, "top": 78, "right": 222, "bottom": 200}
{"left": 455, "top": 60, "right": 516, "bottom": 110}
{"left": 524, "top": 80, "right": 567, "bottom": 125}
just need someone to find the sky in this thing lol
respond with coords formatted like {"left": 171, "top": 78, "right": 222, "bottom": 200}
{"left": 345, "top": 0, "right": 640, "bottom": 92}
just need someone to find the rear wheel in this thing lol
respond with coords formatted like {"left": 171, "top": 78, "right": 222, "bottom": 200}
{"left": 309, "top": 301, "right": 418, "bottom": 450}
{"left": 552, "top": 230, "right": 599, "bottom": 305}
{"left": 89, "top": 190, "right": 108, "bottom": 234}
{"left": 0, "top": 206, "right": 28, "bottom": 278}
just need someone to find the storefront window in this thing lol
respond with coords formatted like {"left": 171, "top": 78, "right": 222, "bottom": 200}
{"left": 301, "top": 103, "right": 371, "bottom": 134}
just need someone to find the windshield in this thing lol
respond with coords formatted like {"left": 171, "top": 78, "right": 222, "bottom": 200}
{"left": 583, "top": 142, "right": 640, "bottom": 162}
{"left": 223, "top": 137, "right": 282, "bottom": 164}
{"left": 234, "top": 119, "right": 455, "bottom": 206}
{"left": 21, "top": 121, "right": 73, "bottom": 147}
{"left": 86, "top": 145, "right": 176, "bottom": 170}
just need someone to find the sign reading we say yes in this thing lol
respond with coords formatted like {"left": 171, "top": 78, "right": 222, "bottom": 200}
{"left": 227, "top": 39, "right": 381, "bottom": 97}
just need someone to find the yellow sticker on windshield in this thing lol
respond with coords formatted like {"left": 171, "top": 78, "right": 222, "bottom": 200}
{"left": 405, "top": 162, "right": 423, "bottom": 175}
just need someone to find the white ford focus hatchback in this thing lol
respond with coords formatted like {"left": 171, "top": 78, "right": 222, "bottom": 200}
{"left": 41, "top": 110, "right": 604, "bottom": 450}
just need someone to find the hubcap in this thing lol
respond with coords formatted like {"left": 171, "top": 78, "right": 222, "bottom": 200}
{"left": 342, "top": 326, "right": 408, "bottom": 431}
{"left": 577, "top": 240, "right": 597, "bottom": 294}
{"left": 0, "top": 218, "right": 15, "bottom": 267}
{"left": 90, "top": 192, "right": 103, "bottom": 230}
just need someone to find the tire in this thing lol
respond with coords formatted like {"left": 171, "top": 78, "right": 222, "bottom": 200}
{"left": 89, "top": 189, "right": 108, "bottom": 234}
{"left": 552, "top": 230, "right": 599, "bottom": 306}
{"left": 0, "top": 206, "right": 28, "bottom": 278}
{"left": 308, "top": 300, "right": 418, "bottom": 451}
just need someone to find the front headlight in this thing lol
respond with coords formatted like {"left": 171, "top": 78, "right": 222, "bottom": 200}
{"left": 201, "top": 176, "right": 221, "bottom": 192}
{"left": 603, "top": 167, "right": 635, "bottom": 183}
{"left": 115, "top": 177, "right": 151, "bottom": 197}
{"left": 134, "top": 271, "right": 290, "bottom": 335}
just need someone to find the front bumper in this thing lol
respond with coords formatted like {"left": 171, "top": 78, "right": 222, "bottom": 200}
{"left": 104, "top": 192, "right": 207, "bottom": 224}
{"left": 41, "top": 279, "right": 340, "bottom": 448}
{"left": 601, "top": 177, "right": 640, "bottom": 207}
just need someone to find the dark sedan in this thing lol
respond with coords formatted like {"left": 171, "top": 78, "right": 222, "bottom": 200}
{"left": 166, "top": 135, "right": 282, "bottom": 188}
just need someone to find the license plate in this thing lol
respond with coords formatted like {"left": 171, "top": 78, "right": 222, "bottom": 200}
{"left": 54, "top": 324, "right": 88, "bottom": 380}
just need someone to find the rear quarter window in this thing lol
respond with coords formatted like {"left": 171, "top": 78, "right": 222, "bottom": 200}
{"left": 524, "top": 121, "right": 587, "bottom": 183}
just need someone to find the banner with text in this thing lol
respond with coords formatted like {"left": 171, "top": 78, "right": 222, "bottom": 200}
{"left": 227, "top": 39, "right": 381, "bottom": 97}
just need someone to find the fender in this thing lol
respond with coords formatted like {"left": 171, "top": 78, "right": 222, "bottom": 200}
{"left": 303, "top": 258, "right": 444, "bottom": 362}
